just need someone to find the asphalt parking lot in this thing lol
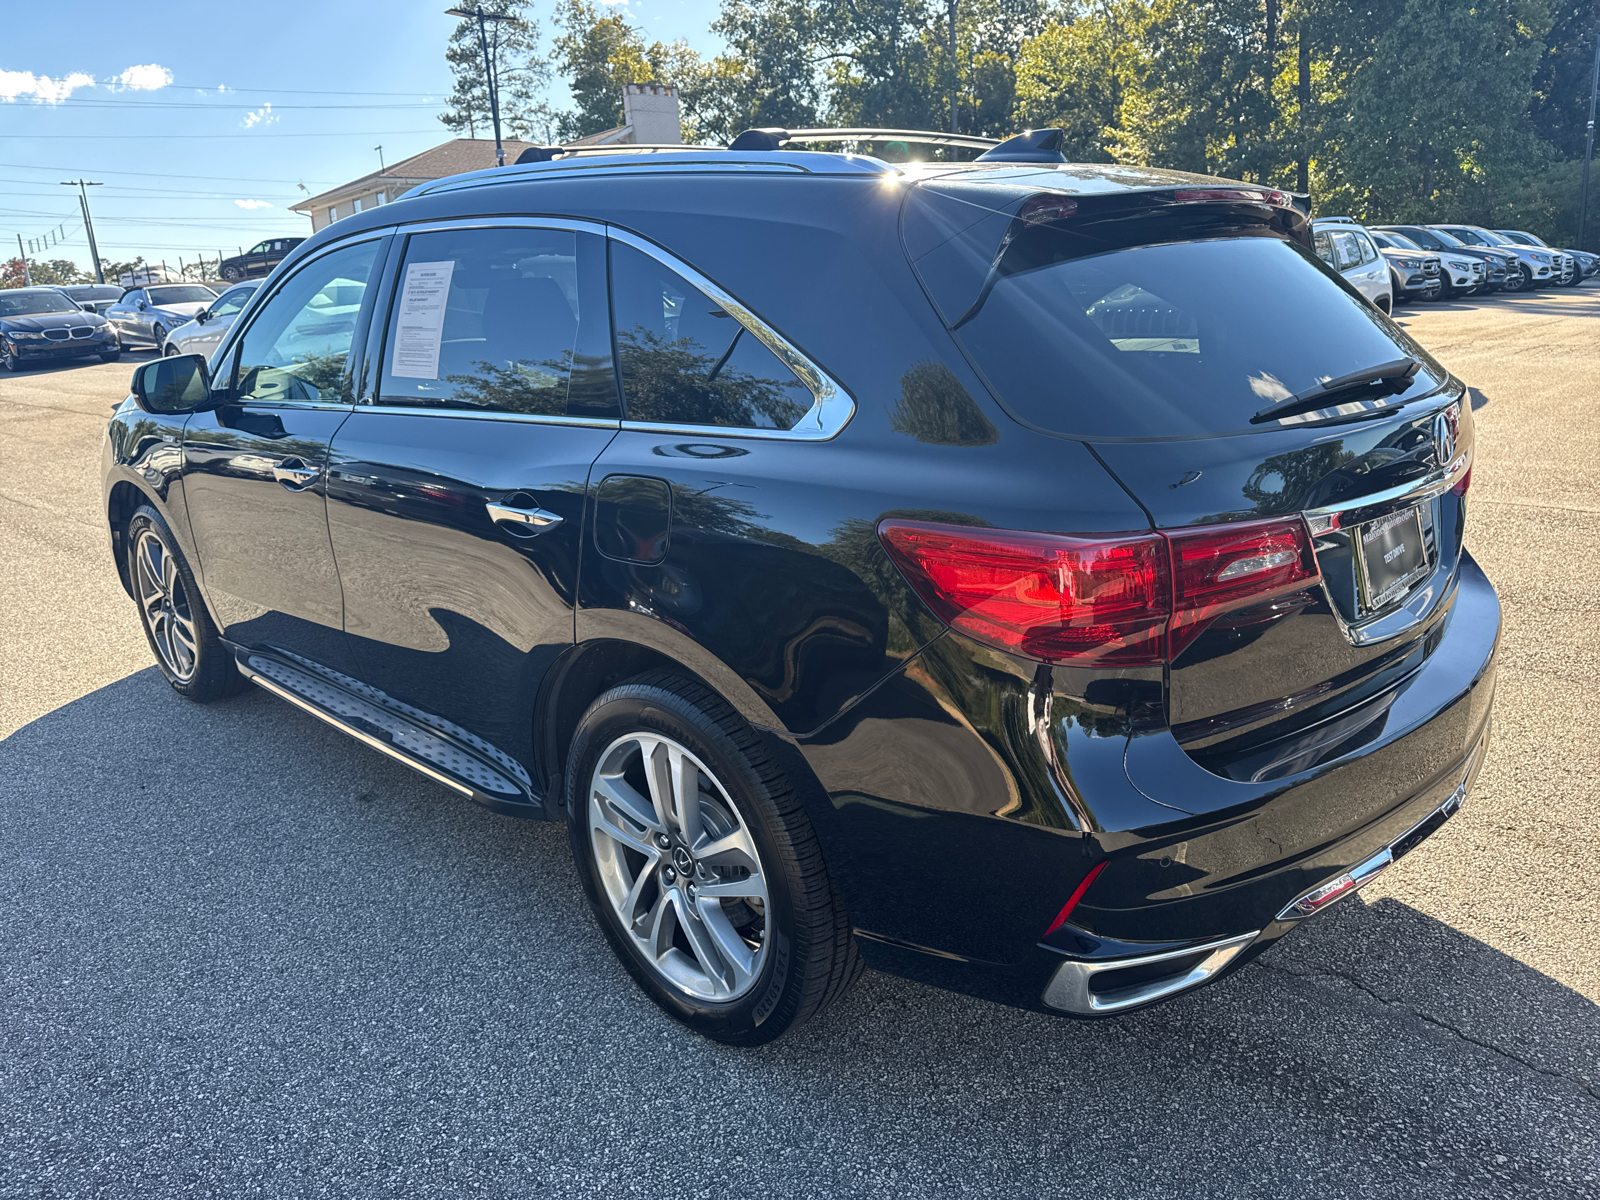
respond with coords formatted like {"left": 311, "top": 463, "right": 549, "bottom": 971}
{"left": 3, "top": 288, "right": 1598, "bottom": 1199}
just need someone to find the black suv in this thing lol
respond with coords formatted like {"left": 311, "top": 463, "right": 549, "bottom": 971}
{"left": 103, "top": 129, "right": 1498, "bottom": 1044}
{"left": 217, "top": 237, "right": 305, "bottom": 282}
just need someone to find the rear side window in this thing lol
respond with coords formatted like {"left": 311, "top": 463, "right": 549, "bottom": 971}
{"left": 903, "top": 185, "right": 1444, "bottom": 438}
{"left": 609, "top": 241, "right": 812, "bottom": 430}
{"left": 376, "top": 226, "right": 608, "bottom": 416}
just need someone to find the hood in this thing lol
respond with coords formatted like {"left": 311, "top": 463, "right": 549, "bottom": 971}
{"left": 1378, "top": 248, "right": 1434, "bottom": 264}
{"left": 0, "top": 311, "right": 108, "bottom": 332}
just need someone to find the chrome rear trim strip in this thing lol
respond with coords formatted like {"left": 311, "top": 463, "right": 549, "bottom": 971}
{"left": 1041, "top": 931, "right": 1258, "bottom": 1015}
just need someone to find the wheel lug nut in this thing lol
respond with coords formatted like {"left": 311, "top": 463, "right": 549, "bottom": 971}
{"left": 686, "top": 882, "right": 697, "bottom": 899}
{"left": 655, "top": 833, "right": 670, "bottom": 849}
{"left": 663, "top": 866, "right": 677, "bottom": 883}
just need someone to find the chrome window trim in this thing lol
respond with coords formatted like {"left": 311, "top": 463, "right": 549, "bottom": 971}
{"left": 607, "top": 227, "right": 855, "bottom": 441}
{"left": 349, "top": 216, "right": 855, "bottom": 440}
{"left": 354, "top": 404, "right": 619, "bottom": 429}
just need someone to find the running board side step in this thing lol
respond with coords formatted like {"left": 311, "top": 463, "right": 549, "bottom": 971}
{"left": 234, "top": 650, "right": 545, "bottom": 819}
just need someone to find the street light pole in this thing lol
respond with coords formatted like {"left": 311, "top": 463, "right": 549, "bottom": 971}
{"left": 445, "top": 6, "right": 515, "bottom": 166}
{"left": 61, "top": 179, "right": 104, "bottom": 283}
{"left": 16, "top": 234, "right": 29, "bottom": 286}
{"left": 1580, "top": 36, "right": 1600, "bottom": 252}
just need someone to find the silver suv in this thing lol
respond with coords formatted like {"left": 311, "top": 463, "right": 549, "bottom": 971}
{"left": 1433, "top": 224, "right": 1561, "bottom": 289}
{"left": 1311, "top": 218, "right": 1395, "bottom": 313}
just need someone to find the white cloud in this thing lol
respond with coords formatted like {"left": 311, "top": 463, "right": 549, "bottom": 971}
{"left": 234, "top": 199, "right": 274, "bottom": 210}
{"left": 0, "top": 69, "right": 95, "bottom": 104}
{"left": 242, "top": 102, "right": 276, "bottom": 128}
{"left": 115, "top": 63, "right": 172, "bottom": 91}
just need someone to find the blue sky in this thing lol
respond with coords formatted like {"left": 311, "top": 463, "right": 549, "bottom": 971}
{"left": 3, "top": 0, "right": 721, "bottom": 275}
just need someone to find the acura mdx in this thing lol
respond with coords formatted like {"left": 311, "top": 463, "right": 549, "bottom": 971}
{"left": 103, "top": 128, "right": 1498, "bottom": 1044}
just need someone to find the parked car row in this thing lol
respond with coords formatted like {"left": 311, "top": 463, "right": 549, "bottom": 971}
{"left": 1314, "top": 216, "right": 1596, "bottom": 311}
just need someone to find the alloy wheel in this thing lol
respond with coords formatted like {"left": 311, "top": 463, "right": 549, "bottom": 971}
{"left": 134, "top": 529, "right": 199, "bottom": 681}
{"left": 587, "top": 732, "right": 770, "bottom": 1002}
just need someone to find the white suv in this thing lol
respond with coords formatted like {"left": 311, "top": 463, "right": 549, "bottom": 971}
{"left": 1311, "top": 218, "right": 1395, "bottom": 313}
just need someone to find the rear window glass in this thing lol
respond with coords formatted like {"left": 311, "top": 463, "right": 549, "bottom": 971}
{"left": 903, "top": 185, "right": 1445, "bottom": 439}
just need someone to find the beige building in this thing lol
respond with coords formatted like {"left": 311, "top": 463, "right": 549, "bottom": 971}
{"left": 292, "top": 85, "right": 685, "bottom": 233}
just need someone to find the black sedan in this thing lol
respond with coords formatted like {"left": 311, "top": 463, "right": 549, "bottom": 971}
{"left": 104, "top": 284, "right": 217, "bottom": 352}
{"left": 0, "top": 287, "right": 121, "bottom": 370}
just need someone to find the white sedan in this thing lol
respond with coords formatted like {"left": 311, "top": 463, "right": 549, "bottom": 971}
{"left": 163, "top": 280, "right": 263, "bottom": 360}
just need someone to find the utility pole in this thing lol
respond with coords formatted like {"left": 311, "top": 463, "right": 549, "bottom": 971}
{"left": 375, "top": 144, "right": 385, "bottom": 171}
{"left": 446, "top": 6, "right": 515, "bottom": 166}
{"left": 61, "top": 179, "right": 104, "bottom": 283}
{"left": 16, "top": 234, "right": 29, "bottom": 285}
{"left": 1581, "top": 37, "right": 1600, "bottom": 252}
{"left": 948, "top": 0, "right": 959, "bottom": 134}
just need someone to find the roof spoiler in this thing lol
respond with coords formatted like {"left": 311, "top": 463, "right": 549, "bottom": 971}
{"left": 975, "top": 129, "right": 1067, "bottom": 163}
{"left": 727, "top": 127, "right": 999, "bottom": 152}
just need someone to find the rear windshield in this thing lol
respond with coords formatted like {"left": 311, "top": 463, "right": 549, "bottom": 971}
{"left": 903, "top": 184, "right": 1445, "bottom": 439}
{"left": 63, "top": 286, "right": 122, "bottom": 301}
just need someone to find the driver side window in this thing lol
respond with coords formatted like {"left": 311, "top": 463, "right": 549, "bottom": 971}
{"left": 231, "top": 240, "right": 380, "bottom": 404}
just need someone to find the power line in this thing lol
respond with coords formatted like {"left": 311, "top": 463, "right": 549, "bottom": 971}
{"left": 1, "top": 129, "right": 445, "bottom": 139}
{"left": 0, "top": 161, "right": 338, "bottom": 185}
{"left": 51, "top": 99, "right": 443, "bottom": 111}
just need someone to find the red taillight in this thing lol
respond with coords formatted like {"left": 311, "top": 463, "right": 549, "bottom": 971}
{"left": 878, "top": 523, "right": 1168, "bottom": 666}
{"left": 1043, "top": 861, "right": 1107, "bottom": 936}
{"left": 1167, "top": 519, "right": 1320, "bottom": 657}
{"left": 878, "top": 516, "right": 1320, "bottom": 666}
{"left": 1172, "top": 186, "right": 1289, "bottom": 207}
{"left": 1018, "top": 194, "right": 1079, "bottom": 225}
{"left": 1452, "top": 467, "right": 1471, "bottom": 497}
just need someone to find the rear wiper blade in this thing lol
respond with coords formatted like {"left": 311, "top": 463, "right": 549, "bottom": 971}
{"left": 1250, "top": 357, "right": 1422, "bottom": 424}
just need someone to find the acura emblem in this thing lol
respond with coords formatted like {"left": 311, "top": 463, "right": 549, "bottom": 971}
{"left": 1432, "top": 411, "right": 1456, "bottom": 469}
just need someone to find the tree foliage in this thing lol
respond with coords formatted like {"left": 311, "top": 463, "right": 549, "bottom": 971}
{"left": 440, "top": 1, "right": 554, "bottom": 142}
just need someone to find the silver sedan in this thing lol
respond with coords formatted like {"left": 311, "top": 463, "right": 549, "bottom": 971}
{"left": 163, "top": 280, "right": 262, "bottom": 360}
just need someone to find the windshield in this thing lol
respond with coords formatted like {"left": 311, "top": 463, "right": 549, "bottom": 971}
{"left": 1410, "top": 228, "right": 1464, "bottom": 250}
{"left": 147, "top": 285, "right": 216, "bottom": 305}
{"left": 1441, "top": 227, "right": 1491, "bottom": 247}
{"left": 904, "top": 187, "right": 1445, "bottom": 439}
{"left": 1505, "top": 231, "right": 1546, "bottom": 247}
{"left": 0, "top": 291, "right": 80, "bottom": 317}
{"left": 1378, "top": 232, "right": 1422, "bottom": 252}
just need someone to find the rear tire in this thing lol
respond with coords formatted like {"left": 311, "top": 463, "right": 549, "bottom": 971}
{"left": 565, "top": 673, "right": 862, "bottom": 1045}
{"left": 221, "top": 265, "right": 242, "bottom": 283}
{"left": 126, "top": 505, "right": 245, "bottom": 702}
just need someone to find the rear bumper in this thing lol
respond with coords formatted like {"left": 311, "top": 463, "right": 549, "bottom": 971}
{"left": 801, "top": 550, "right": 1498, "bottom": 1018}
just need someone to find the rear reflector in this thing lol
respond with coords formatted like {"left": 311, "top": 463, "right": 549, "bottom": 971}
{"left": 1172, "top": 186, "right": 1290, "bottom": 207}
{"left": 879, "top": 516, "right": 1320, "bottom": 666}
{"left": 1043, "top": 861, "right": 1108, "bottom": 937}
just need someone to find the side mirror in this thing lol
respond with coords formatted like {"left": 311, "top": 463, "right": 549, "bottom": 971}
{"left": 131, "top": 354, "right": 213, "bottom": 415}
{"left": 196, "top": 309, "right": 211, "bottom": 324}
{"left": 137, "top": 301, "right": 147, "bottom": 311}
{"left": 80, "top": 302, "right": 96, "bottom": 313}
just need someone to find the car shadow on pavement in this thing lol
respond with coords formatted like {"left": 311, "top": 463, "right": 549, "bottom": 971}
{"left": 3, "top": 668, "right": 1597, "bottom": 1198}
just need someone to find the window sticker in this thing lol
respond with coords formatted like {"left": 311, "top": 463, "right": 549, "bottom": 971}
{"left": 391, "top": 259, "right": 456, "bottom": 379}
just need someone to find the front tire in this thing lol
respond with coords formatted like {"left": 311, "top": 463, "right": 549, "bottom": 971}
{"left": 1, "top": 343, "right": 22, "bottom": 372}
{"left": 126, "top": 505, "right": 245, "bottom": 701}
{"left": 565, "top": 673, "right": 861, "bottom": 1045}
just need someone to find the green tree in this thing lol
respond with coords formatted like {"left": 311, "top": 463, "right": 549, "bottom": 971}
{"left": 1014, "top": 12, "right": 1125, "bottom": 161}
{"left": 440, "top": 1, "right": 554, "bottom": 142}
{"left": 551, "top": 0, "right": 712, "bottom": 140}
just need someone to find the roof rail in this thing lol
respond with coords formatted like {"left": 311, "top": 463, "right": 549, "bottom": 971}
{"left": 728, "top": 127, "right": 999, "bottom": 152}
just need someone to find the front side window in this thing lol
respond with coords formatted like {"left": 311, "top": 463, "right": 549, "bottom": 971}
{"left": 1331, "top": 231, "right": 1364, "bottom": 270}
{"left": 249, "top": 241, "right": 271, "bottom": 255}
{"left": 231, "top": 239, "right": 380, "bottom": 404}
{"left": 609, "top": 241, "right": 812, "bottom": 430}
{"left": 377, "top": 226, "right": 603, "bottom": 416}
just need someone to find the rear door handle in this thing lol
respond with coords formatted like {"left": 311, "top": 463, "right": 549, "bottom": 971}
{"left": 485, "top": 498, "right": 563, "bottom": 537}
{"left": 272, "top": 456, "right": 320, "bottom": 490}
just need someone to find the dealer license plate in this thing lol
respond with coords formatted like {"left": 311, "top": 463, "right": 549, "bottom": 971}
{"left": 1355, "top": 505, "right": 1428, "bottom": 612}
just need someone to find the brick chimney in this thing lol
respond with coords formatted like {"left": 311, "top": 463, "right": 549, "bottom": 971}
{"left": 623, "top": 82, "right": 683, "bottom": 145}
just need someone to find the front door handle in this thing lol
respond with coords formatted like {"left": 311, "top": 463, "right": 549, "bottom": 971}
{"left": 272, "top": 456, "right": 320, "bottom": 490}
{"left": 485, "top": 498, "right": 563, "bottom": 537}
